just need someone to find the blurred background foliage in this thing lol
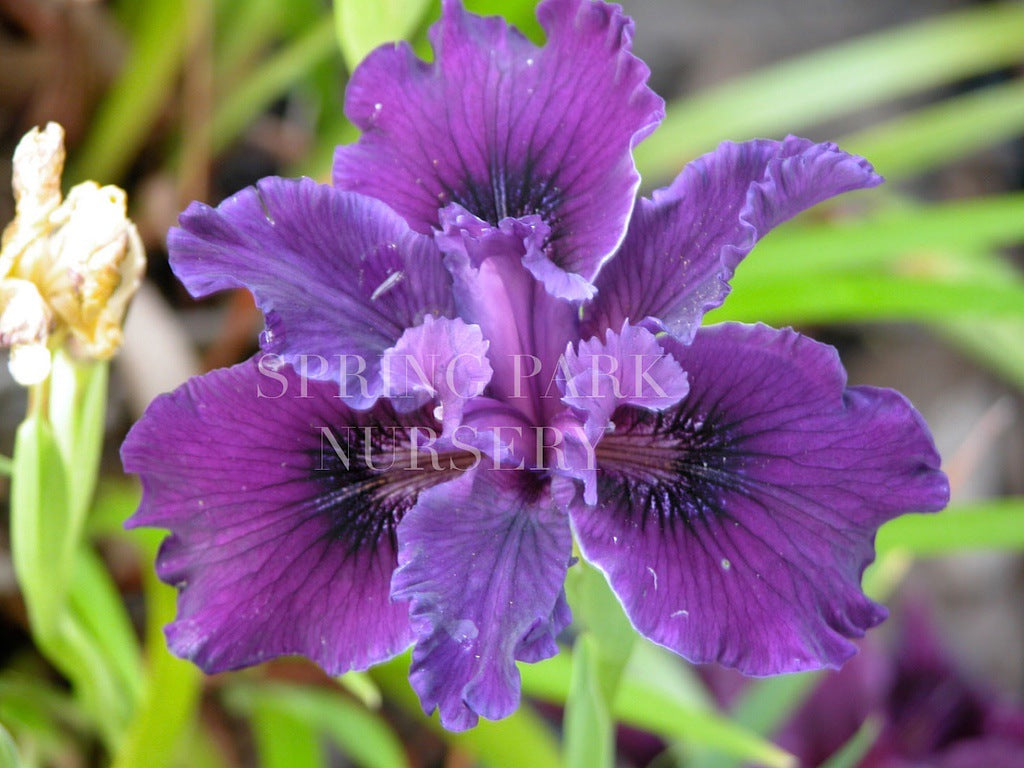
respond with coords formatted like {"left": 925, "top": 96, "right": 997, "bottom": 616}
{"left": 1, "top": 0, "right": 1023, "bottom": 767}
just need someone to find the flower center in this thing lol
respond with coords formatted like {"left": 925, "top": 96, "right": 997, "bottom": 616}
{"left": 450, "top": 165, "right": 562, "bottom": 230}
{"left": 595, "top": 406, "right": 744, "bottom": 527}
{"left": 311, "top": 414, "right": 479, "bottom": 554}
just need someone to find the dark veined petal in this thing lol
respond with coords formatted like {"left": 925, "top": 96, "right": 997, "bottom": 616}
{"left": 334, "top": 0, "right": 663, "bottom": 299}
{"left": 121, "top": 357, "right": 477, "bottom": 675}
{"left": 169, "top": 177, "right": 453, "bottom": 407}
{"left": 570, "top": 323, "right": 948, "bottom": 675}
{"left": 391, "top": 467, "right": 572, "bottom": 730}
{"left": 584, "top": 137, "right": 883, "bottom": 342}
{"left": 381, "top": 315, "right": 493, "bottom": 436}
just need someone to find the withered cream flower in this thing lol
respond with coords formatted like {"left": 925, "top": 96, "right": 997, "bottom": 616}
{"left": 0, "top": 122, "right": 145, "bottom": 385}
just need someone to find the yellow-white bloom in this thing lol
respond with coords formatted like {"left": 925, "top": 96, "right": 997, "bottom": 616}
{"left": 0, "top": 123, "right": 145, "bottom": 385}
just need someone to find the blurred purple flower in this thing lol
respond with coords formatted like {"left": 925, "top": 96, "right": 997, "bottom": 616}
{"left": 777, "top": 605, "right": 1024, "bottom": 767}
{"left": 122, "top": 0, "right": 948, "bottom": 730}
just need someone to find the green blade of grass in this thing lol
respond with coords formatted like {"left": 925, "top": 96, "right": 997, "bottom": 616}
{"left": 521, "top": 652, "right": 796, "bottom": 768}
{"left": 248, "top": 706, "right": 322, "bottom": 768}
{"left": 744, "top": 193, "right": 1024, "bottom": 280}
{"left": 108, "top": 532, "right": 204, "bottom": 768}
{"left": 688, "top": 673, "right": 820, "bottom": 768}
{"left": 209, "top": 15, "right": 337, "bottom": 155}
{"left": 820, "top": 718, "right": 883, "bottom": 768}
{"left": 635, "top": 1, "right": 1024, "bottom": 177}
{"left": 333, "top": 0, "right": 432, "bottom": 72}
{"left": 225, "top": 683, "right": 408, "bottom": 768}
{"left": 0, "top": 724, "right": 25, "bottom": 768}
{"left": 876, "top": 498, "right": 1024, "bottom": 556}
{"left": 214, "top": 0, "right": 284, "bottom": 85}
{"left": 372, "top": 654, "right": 563, "bottom": 768}
{"left": 941, "top": 318, "right": 1024, "bottom": 394}
{"left": 707, "top": 271, "right": 1024, "bottom": 326}
{"left": 842, "top": 77, "right": 1024, "bottom": 180}
{"left": 10, "top": 414, "right": 70, "bottom": 636}
{"left": 69, "top": 0, "right": 188, "bottom": 183}
{"left": 68, "top": 549, "right": 144, "bottom": 708}
{"left": 564, "top": 635, "right": 613, "bottom": 768}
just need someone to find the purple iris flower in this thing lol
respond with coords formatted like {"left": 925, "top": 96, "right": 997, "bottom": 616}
{"left": 121, "top": 0, "right": 949, "bottom": 731}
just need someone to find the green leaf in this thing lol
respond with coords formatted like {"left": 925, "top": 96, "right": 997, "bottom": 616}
{"left": 520, "top": 651, "right": 795, "bottom": 768}
{"left": 842, "top": 77, "right": 1024, "bottom": 179}
{"left": 0, "top": 673, "right": 88, "bottom": 741}
{"left": 10, "top": 356, "right": 109, "bottom": 645}
{"left": 248, "top": 705, "right": 322, "bottom": 768}
{"left": 209, "top": 16, "right": 338, "bottom": 155}
{"left": 9, "top": 415, "right": 70, "bottom": 635}
{"left": 0, "top": 454, "right": 11, "bottom": 476}
{"left": 68, "top": 549, "right": 144, "bottom": 707}
{"left": 565, "top": 560, "right": 635, "bottom": 700}
{"left": 49, "top": 613, "right": 134, "bottom": 746}
{"left": 336, "top": 671, "right": 382, "bottom": 710}
{"left": 68, "top": 0, "right": 188, "bottom": 183}
{"left": 9, "top": 364, "right": 133, "bottom": 747}
{"left": 333, "top": 0, "right": 432, "bottom": 72}
{"left": 174, "top": 722, "right": 233, "bottom": 768}
{"left": 727, "top": 673, "right": 819, "bottom": 737}
{"left": 614, "top": 682, "right": 795, "bottom": 768}
{"left": 0, "top": 723, "right": 24, "bottom": 768}
{"left": 371, "top": 653, "right": 563, "bottom": 768}
{"left": 635, "top": 2, "right": 1024, "bottom": 178}
{"left": 0, "top": 688, "right": 79, "bottom": 765}
{"left": 820, "top": 717, "right": 882, "bottom": 768}
{"left": 109, "top": 533, "right": 204, "bottom": 768}
{"left": 688, "top": 671, "right": 820, "bottom": 768}
{"left": 868, "top": 498, "right": 1024, "bottom": 604}
{"left": 462, "top": 0, "right": 543, "bottom": 42}
{"left": 0, "top": 672, "right": 91, "bottom": 768}
{"left": 87, "top": 477, "right": 143, "bottom": 538}
{"left": 225, "top": 683, "right": 408, "bottom": 768}
{"left": 707, "top": 271, "right": 1024, "bottom": 326}
{"left": 624, "top": 641, "right": 716, "bottom": 712}
{"left": 564, "top": 635, "right": 613, "bottom": 768}
{"left": 941, "top": 318, "right": 1024, "bottom": 394}
{"left": 742, "top": 194, "right": 1024, "bottom": 280}
{"left": 876, "top": 498, "right": 1024, "bottom": 555}
{"left": 214, "top": 0, "right": 285, "bottom": 86}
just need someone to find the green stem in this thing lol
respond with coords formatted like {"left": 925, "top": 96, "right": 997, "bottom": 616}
{"left": 108, "top": 533, "right": 204, "bottom": 768}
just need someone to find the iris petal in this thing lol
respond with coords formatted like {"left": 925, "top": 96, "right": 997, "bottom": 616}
{"left": 561, "top": 320, "right": 689, "bottom": 441}
{"left": 382, "top": 315, "right": 493, "bottom": 436}
{"left": 392, "top": 467, "right": 572, "bottom": 730}
{"left": 334, "top": 0, "right": 663, "bottom": 299}
{"left": 584, "top": 137, "right": 883, "bottom": 342}
{"left": 570, "top": 323, "right": 948, "bottom": 675}
{"left": 169, "top": 177, "right": 453, "bottom": 408}
{"left": 122, "top": 358, "right": 472, "bottom": 674}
